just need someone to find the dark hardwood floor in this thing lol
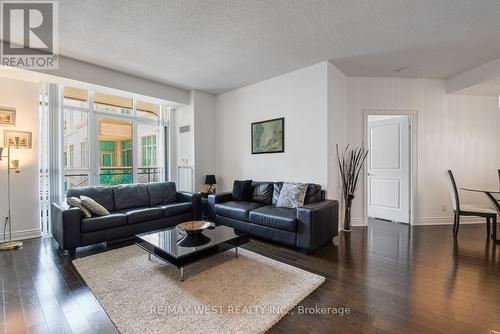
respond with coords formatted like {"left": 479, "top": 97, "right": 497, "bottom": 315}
{"left": 1, "top": 220, "right": 500, "bottom": 333}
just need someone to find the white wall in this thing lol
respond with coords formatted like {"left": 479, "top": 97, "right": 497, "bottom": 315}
{"left": 348, "top": 77, "right": 500, "bottom": 225}
{"left": 172, "top": 99, "right": 194, "bottom": 191}
{"left": 193, "top": 91, "right": 216, "bottom": 192}
{"left": 327, "top": 63, "right": 349, "bottom": 203}
{"left": 215, "top": 62, "right": 329, "bottom": 191}
{"left": 172, "top": 91, "right": 217, "bottom": 192}
{"left": 0, "top": 77, "right": 40, "bottom": 240}
{"left": 213, "top": 66, "right": 498, "bottom": 227}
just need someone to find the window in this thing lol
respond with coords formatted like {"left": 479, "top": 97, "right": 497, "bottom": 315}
{"left": 80, "top": 140, "right": 87, "bottom": 168}
{"left": 137, "top": 100, "right": 160, "bottom": 120}
{"left": 63, "top": 87, "right": 89, "bottom": 191}
{"left": 121, "top": 140, "right": 132, "bottom": 167}
{"left": 99, "top": 118, "right": 133, "bottom": 186}
{"left": 94, "top": 92, "right": 132, "bottom": 115}
{"left": 61, "top": 86, "right": 166, "bottom": 192}
{"left": 137, "top": 123, "right": 162, "bottom": 183}
{"left": 69, "top": 145, "right": 74, "bottom": 168}
{"left": 141, "top": 135, "right": 157, "bottom": 167}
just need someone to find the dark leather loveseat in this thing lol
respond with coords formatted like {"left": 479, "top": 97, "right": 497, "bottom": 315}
{"left": 209, "top": 182, "right": 338, "bottom": 252}
{"left": 51, "top": 182, "right": 200, "bottom": 255}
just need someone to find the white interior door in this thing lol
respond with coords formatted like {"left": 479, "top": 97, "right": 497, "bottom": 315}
{"left": 367, "top": 116, "right": 410, "bottom": 223}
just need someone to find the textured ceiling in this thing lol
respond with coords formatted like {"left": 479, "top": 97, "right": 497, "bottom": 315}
{"left": 55, "top": 0, "right": 500, "bottom": 94}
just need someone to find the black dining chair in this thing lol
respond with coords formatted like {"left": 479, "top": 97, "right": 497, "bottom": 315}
{"left": 446, "top": 170, "right": 497, "bottom": 238}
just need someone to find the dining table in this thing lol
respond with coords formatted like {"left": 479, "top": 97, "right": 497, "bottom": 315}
{"left": 461, "top": 187, "right": 500, "bottom": 243}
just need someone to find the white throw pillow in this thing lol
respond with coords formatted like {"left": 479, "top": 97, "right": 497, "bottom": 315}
{"left": 80, "top": 196, "right": 110, "bottom": 216}
{"left": 276, "top": 182, "right": 308, "bottom": 209}
{"left": 67, "top": 197, "right": 92, "bottom": 218}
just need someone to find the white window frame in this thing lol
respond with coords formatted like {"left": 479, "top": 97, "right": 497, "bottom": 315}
{"left": 61, "top": 86, "right": 167, "bottom": 192}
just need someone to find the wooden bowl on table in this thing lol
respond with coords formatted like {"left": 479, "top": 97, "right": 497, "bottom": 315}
{"left": 176, "top": 221, "right": 210, "bottom": 236}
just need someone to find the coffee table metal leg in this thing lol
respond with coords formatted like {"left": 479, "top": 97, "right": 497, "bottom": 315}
{"left": 148, "top": 253, "right": 151, "bottom": 261}
{"left": 235, "top": 247, "right": 238, "bottom": 258}
{"left": 180, "top": 267, "right": 184, "bottom": 282}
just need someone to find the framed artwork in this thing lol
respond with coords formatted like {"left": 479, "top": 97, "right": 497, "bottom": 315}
{"left": 251, "top": 117, "right": 284, "bottom": 154}
{"left": 4, "top": 130, "right": 32, "bottom": 149}
{"left": 0, "top": 107, "right": 16, "bottom": 126}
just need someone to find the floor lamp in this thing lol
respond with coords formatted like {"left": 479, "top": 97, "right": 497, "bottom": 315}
{"left": 0, "top": 136, "right": 22, "bottom": 251}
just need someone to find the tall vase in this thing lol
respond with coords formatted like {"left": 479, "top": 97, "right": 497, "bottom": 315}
{"left": 343, "top": 194, "right": 354, "bottom": 232}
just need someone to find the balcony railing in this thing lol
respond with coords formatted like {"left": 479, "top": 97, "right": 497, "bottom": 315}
{"left": 64, "top": 167, "right": 163, "bottom": 191}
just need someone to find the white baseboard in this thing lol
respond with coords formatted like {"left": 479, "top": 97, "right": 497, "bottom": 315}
{"left": 351, "top": 218, "right": 367, "bottom": 226}
{"left": 415, "top": 216, "right": 486, "bottom": 226}
{"left": 348, "top": 216, "right": 488, "bottom": 226}
{"left": 2, "top": 228, "right": 43, "bottom": 242}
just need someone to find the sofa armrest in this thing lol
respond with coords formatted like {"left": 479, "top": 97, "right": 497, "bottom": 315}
{"left": 176, "top": 192, "right": 201, "bottom": 220}
{"left": 296, "top": 200, "right": 339, "bottom": 251}
{"left": 50, "top": 202, "right": 82, "bottom": 251}
{"left": 207, "top": 192, "right": 233, "bottom": 219}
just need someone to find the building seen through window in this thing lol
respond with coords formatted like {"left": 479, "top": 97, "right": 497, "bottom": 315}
{"left": 63, "top": 87, "right": 164, "bottom": 192}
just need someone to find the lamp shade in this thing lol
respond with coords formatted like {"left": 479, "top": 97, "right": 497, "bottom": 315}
{"left": 205, "top": 175, "right": 216, "bottom": 185}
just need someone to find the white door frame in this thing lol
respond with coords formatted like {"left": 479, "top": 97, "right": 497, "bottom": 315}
{"left": 362, "top": 110, "right": 418, "bottom": 226}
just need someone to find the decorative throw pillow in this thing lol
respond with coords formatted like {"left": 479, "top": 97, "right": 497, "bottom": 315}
{"left": 276, "top": 182, "right": 308, "bottom": 209}
{"left": 232, "top": 180, "right": 253, "bottom": 201}
{"left": 80, "top": 195, "right": 110, "bottom": 216}
{"left": 67, "top": 197, "right": 92, "bottom": 218}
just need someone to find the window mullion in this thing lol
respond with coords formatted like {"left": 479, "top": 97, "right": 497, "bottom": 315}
{"left": 88, "top": 89, "right": 98, "bottom": 186}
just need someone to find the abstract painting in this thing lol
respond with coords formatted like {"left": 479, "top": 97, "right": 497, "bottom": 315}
{"left": 4, "top": 130, "right": 32, "bottom": 149}
{"left": 0, "top": 107, "right": 16, "bottom": 126}
{"left": 251, "top": 117, "right": 284, "bottom": 154}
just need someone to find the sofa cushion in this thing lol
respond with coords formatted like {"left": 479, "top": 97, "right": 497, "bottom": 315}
{"left": 276, "top": 182, "right": 308, "bottom": 209}
{"left": 251, "top": 182, "right": 274, "bottom": 204}
{"left": 67, "top": 186, "right": 115, "bottom": 212}
{"left": 249, "top": 206, "right": 297, "bottom": 232}
{"left": 215, "top": 201, "right": 264, "bottom": 221}
{"left": 81, "top": 213, "right": 127, "bottom": 232}
{"left": 67, "top": 197, "right": 91, "bottom": 218}
{"left": 304, "top": 183, "right": 323, "bottom": 204}
{"left": 158, "top": 202, "right": 192, "bottom": 217}
{"left": 272, "top": 182, "right": 284, "bottom": 206}
{"left": 232, "top": 180, "right": 253, "bottom": 201}
{"left": 121, "top": 207, "right": 163, "bottom": 224}
{"left": 147, "top": 182, "right": 177, "bottom": 205}
{"left": 81, "top": 196, "right": 110, "bottom": 216}
{"left": 113, "top": 184, "right": 150, "bottom": 210}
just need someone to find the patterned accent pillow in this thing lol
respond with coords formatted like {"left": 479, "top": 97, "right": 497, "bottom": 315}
{"left": 80, "top": 196, "right": 110, "bottom": 216}
{"left": 276, "top": 182, "right": 308, "bottom": 209}
{"left": 67, "top": 197, "right": 92, "bottom": 218}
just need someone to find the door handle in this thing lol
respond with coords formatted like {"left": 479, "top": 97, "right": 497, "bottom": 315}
{"left": 368, "top": 173, "right": 375, "bottom": 176}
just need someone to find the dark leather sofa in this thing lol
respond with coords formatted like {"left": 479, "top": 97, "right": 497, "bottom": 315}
{"left": 209, "top": 182, "right": 338, "bottom": 252}
{"left": 51, "top": 182, "right": 200, "bottom": 255}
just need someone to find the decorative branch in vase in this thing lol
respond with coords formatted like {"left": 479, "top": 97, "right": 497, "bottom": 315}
{"left": 336, "top": 144, "right": 369, "bottom": 232}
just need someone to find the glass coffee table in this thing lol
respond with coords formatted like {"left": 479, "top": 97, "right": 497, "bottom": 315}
{"left": 134, "top": 223, "right": 249, "bottom": 281}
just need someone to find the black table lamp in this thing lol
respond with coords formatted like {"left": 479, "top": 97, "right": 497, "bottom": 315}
{"left": 205, "top": 175, "right": 217, "bottom": 194}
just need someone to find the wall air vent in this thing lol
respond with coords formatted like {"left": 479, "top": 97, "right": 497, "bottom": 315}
{"left": 179, "top": 125, "right": 190, "bottom": 133}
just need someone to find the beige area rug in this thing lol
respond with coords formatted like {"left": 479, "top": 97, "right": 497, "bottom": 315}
{"left": 73, "top": 245, "right": 324, "bottom": 334}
